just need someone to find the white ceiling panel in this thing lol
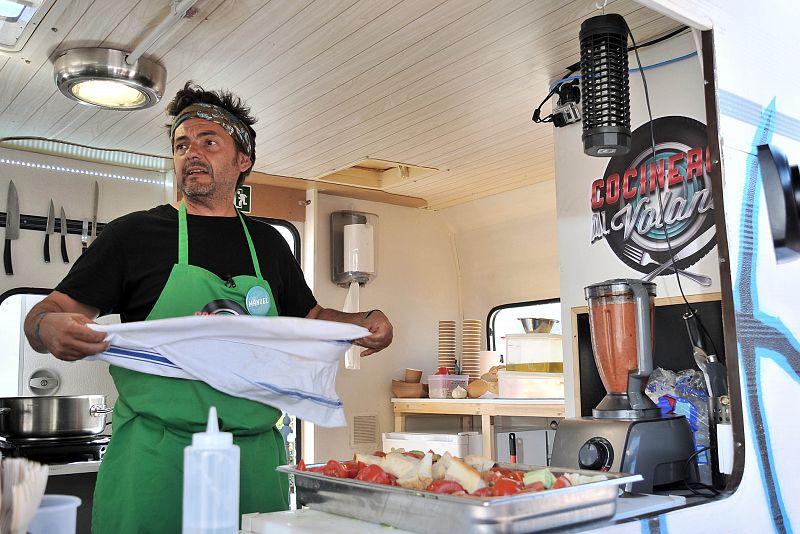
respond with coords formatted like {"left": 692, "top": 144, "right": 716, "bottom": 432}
{"left": 0, "top": 0, "right": 685, "bottom": 209}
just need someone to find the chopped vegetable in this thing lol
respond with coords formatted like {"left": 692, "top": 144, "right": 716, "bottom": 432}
{"left": 490, "top": 477, "right": 523, "bottom": 496}
{"left": 522, "top": 468, "right": 556, "bottom": 489}
{"left": 551, "top": 475, "right": 572, "bottom": 489}
{"left": 426, "top": 480, "right": 465, "bottom": 494}
{"left": 355, "top": 464, "right": 395, "bottom": 485}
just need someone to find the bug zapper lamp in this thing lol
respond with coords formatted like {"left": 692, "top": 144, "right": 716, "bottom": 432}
{"left": 579, "top": 14, "right": 631, "bottom": 157}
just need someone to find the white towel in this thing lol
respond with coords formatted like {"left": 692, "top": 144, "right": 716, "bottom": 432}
{"left": 86, "top": 315, "right": 369, "bottom": 427}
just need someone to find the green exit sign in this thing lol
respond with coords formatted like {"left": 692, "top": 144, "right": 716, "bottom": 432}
{"left": 235, "top": 185, "right": 251, "bottom": 213}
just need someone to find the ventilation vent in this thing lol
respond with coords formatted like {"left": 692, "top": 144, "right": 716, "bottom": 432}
{"left": 350, "top": 413, "right": 379, "bottom": 450}
{"left": 315, "top": 158, "right": 438, "bottom": 190}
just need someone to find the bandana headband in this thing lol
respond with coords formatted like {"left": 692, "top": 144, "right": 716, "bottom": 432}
{"left": 170, "top": 103, "right": 254, "bottom": 159}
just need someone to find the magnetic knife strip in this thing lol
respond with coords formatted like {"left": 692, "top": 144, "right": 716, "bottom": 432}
{"left": 0, "top": 212, "right": 106, "bottom": 235}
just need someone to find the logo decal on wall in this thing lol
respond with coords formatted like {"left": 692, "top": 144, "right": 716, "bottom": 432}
{"left": 589, "top": 116, "right": 716, "bottom": 277}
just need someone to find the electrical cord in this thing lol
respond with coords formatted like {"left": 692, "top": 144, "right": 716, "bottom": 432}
{"left": 532, "top": 67, "right": 579, "bottom": 123}
{"left": 682, "top": 445, "right": 721, "bottom": 497}
{"left": 626, "top": 23, "right": 723, "bottom": 363}
{"left": 626, "top": 24, "right": 696, "bottom": 314}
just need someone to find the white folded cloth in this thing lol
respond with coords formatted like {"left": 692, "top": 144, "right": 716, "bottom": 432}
{"left": 86, "top": 315, "right": 369, "bottom": 427}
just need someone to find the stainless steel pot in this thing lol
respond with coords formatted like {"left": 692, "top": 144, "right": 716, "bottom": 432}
{"left": 0, "top": 395, "right": 113, "bottom": 438}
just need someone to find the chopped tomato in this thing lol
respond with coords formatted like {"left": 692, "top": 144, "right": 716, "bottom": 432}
{"left": 491, "top": 477, "right": 523, "bottom": 496}
{"left": 372, "top": 450, "right": 387, "bottom": 458}
{"left": 551, "top": 475, "right": 572, "bottom": 489}
{"left": 426, "top": 480, "right": 466, "bottom": 494}
{"left": 471, "top": 487, "right": 494, "bottom": 498}
{"left": 297, "top": 459, "right": 307, "bottom": 471}
{"left": 342, "top": 461, "right": 362, "bottom": 478}
{"left": 355, "top": 464, "right": 394, "bottom": 485}
{"left": 321, "top": 460, "right": 348, "bottom": 478}
{"left": 482, "top": 471, "right": 501, "bottom": 483}
{"left": 489, "top": 467, "right": 524, "bottom": 482}
{"left": 520, "top": 481, "right": 546, "bottom": 493}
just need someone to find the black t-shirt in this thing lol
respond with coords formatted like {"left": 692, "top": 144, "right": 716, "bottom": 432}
{"left": 56, "top": 204, "right": 317, "bottom": 322}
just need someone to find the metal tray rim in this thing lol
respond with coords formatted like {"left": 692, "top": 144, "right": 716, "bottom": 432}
{"left": 277, "top": 462, "right": 642, "bottom": 506}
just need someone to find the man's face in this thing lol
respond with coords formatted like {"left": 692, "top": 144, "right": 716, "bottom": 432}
{"left": 172, "top": 118, "right": 252, "bottom": 201}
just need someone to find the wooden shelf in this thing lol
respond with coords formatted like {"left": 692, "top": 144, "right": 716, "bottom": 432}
{"left": 391, "top": 398, "right": 565, "bottom": 459}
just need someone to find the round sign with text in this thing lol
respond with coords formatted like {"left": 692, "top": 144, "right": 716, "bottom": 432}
{"left": 589, "top": 116, "right": 716, "bottom": 276}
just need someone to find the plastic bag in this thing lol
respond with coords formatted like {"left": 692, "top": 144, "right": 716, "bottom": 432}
{"left": 645, "top": 368, "right": 711, "bottom": 485}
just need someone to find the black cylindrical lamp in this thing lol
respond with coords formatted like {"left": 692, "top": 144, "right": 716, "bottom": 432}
{"left": 579, "top": 14, "right": 631, "bottom": 157}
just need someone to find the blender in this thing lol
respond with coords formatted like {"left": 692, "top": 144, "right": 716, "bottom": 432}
{"left": 550, "top": 279, "right": 696, "bottom": 493}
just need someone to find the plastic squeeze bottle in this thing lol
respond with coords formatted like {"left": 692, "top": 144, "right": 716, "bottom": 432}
{"left": 182, "top": 406, "right": 240, "bottom": 534}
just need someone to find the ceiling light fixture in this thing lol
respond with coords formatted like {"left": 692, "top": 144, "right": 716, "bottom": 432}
{"left": 53, "top": 47, "right": 167, "bottom": 110}
{"left": 52, "top": 0, "right": 199, "bottom": 110}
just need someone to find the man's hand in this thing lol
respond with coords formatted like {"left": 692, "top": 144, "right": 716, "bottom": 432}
{"left": 352, "top": 309, "right": 393, "bottom": 356}
{"left": 36, "top": 312, "right": 110, "bottom": 361}
{"left": 24, "top": 290, "right": 108, "bottom": 360}
{"left": 307, "top": 305, "right": 394, "bottom": 356}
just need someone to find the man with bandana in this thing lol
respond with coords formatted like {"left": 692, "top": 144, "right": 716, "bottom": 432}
{"left": 23, "top": 81, "right": 393, "bottom": 533}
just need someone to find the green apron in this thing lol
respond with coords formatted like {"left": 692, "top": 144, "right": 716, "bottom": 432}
{"left": 92, "top": 201, "right": 289, "bottom": 534}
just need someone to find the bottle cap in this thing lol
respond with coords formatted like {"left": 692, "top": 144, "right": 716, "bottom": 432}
{"left": 192, "top": 406, "right": 233, "bottom": 448}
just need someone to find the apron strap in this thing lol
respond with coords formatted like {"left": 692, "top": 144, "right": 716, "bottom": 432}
{"left": 237, "top": 209, "right": 264, "bottom": 281}
{"left": 178, "top": 200, "right": 189, "bottom": 265}
{"left": 177, "top": 200, "right": 263, "bottom": 281}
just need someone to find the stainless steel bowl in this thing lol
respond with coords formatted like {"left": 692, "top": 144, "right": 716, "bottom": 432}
{"left": 518, "top": 318, "right": 559, "bottom": 334}
{"left": 0, "top": 395, "right": 113, "bottom": 438}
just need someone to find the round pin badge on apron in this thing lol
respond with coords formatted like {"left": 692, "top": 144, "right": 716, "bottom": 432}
{"left": 246, "top": 285, "right": 271, "bottom": 316}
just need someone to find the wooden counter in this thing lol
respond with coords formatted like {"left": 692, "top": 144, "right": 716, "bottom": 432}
{"left": 391, "top": 398, "right": 565, "bottom": 459}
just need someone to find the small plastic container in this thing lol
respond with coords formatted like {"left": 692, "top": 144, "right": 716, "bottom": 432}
{"left": 505, "top": 333, "right": 564, "bottom": 372}
{"left": 382, "top": 431, "right": 482, "bottom": 457}
{"left": 498, "top": 371, "right": 565, "bottom": 399}
{"left": 183, "top": 406, "right": 240, "bottom": 534}
{"left": 27, "top": 495, "right": 81, "bottom": 534}
{"left": 427, "top": 375, "right": 469, "bottom": 398}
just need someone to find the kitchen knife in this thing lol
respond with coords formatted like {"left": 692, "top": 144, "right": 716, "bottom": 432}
{"left": 81, "top": 219, "right": 89, "bottom": 253}
{"left": 44, "top": 199, "right": 55, "bottom": 263}
{"left": 90, "top": 180, "right": 99, "bottom": 244}
{"left": 4, "top": 181, "right": 19, "bottom": 275}
{"left": 59, "top": 206, "right": 70, "bottom": 263}
{"left": 642, "top": 224, "right": 717, "bottom": 281}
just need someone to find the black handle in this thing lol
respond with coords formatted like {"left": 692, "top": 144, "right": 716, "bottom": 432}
{"left": 82, "top": 241, "right": 87, "bottom": 254}
{"left": 60, "top": 235, "right": 69, "bottom": 263}
{"left": 44, "top": 234, "right": 51, "bottom": 263}
{"left": 3, "top": 239, "right": 11, "bottom": 275}
{"left": 683, "top": 309, "right": 706, "bottom": 351}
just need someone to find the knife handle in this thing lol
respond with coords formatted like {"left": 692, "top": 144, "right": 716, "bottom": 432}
{"left": 82, "top": 242, "right": 87, "bottom": 254}
{"left": 61, "top": 235, "right": 70, "bottom": 263}
{"left": 44, "top": 234, "right": 51, "bottom": 263}
{"left": 4, "top": 239, "right": 12, "bottom": 275}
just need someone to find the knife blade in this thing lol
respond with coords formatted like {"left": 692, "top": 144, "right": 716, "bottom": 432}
{"left": 4, "top": 181, "right": 19, "bottom": 275}
{"left": 81, "top": 219, "right": 89, "bottom": 253}
{"left": 44, "top": 200, "right": 55, "bottom": 263}
{"left": 90, "top": 181, "right": 99, "bottom": 243}
{"left": 642, "top": 224, "right": 717, "bottom": 281}
{"left": 59, "top": 206, "right": 70, "bottom": 263}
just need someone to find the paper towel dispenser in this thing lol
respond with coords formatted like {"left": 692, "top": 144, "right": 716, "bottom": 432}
{"left": 331, "top": 210, "right": 378, "bottom": 287}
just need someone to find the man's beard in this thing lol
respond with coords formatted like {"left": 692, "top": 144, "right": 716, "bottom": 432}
{"left": 180, "top": 161, "right": 215, "bottom": 199}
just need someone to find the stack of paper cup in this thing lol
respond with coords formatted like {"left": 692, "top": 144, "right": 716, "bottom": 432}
{"left": 461, "top": 319, "right": 482, "bottom": 379}
{"left": 438, "top": 321, "right": 456, "bottom": 373}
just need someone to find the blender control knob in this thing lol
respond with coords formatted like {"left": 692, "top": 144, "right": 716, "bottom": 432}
{"left": 578, "top": 438, "right": 613, "bottom": 471}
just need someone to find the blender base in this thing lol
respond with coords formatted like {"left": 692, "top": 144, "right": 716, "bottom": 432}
{"left": 592, "top": 392, "right": 662, "bottom": 419}
{"left": 550, "top": 416, "right": 697, "bottom": 493}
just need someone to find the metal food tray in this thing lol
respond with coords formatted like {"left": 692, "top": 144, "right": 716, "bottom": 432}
{"left": 277, "top": 462, "right": 642, "bottom": 534}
